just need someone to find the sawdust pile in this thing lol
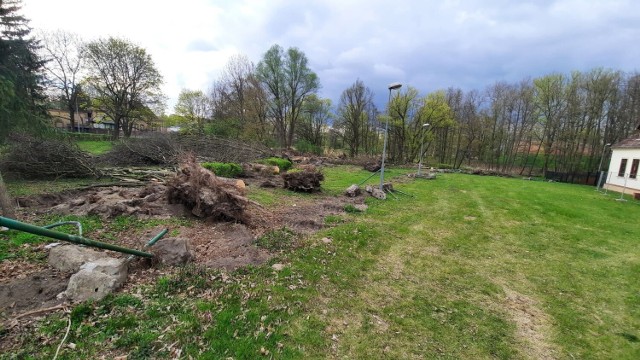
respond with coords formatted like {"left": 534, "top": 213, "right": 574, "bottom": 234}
{"left": 166, "top": 156, "right": 251, "bottom": 223}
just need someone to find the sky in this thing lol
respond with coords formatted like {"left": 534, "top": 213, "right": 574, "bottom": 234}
{"left": 22, "top": 0, "right": 640, "bottom": 112}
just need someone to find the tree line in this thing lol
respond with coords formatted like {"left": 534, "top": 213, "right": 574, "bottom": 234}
{"left": 2, "top": 0, "right": 640, "bottom": 180}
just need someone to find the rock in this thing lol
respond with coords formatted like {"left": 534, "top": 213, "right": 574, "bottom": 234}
{"left": 271, "top": 263, "right": 285, "bottom": 271}
{"left": 65, "top": 257, "right": 128, "bottom": 302}
{"left": 364, "top": 162, "right": 381, "bottom": 172}
{"left": 371, "top": 188, "right": 387, "bottom": 200}
{"left": 151, "top": 237, "right": 193, "bottom": 265}
{"left": 365, "top": 185, "right": 374, "bottom": 194}
{"left": 344, "top": 184, "right": 361, "bottom": 197}
{"left": 321, "top": 237, "right": 332, "bottom": 244}
{"left": 354, "top": 204, "right": 368, "bottom": 212}
{"left": 81, "top": 257, "right": 128, "bottom": 287}
{"left": 48, "top": 245, "right": 103, "bottom": 272}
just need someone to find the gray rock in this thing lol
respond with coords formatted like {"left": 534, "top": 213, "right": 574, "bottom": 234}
{"left": 151, "top": 237, "right": 193, "bottom": 266}
{"left": 371, "top": 188, "right": 387, "bottom": 200}
{"left": 65, "top": 257, "right": 128, "bottom": 302}
{"left": 354, "top": 204, "right": 368, "bottom": 212}
{"left": 365, "top": 185, "right": 374, "bottom": 194}
{"left": 271, "top": 263, "right": 285, "bottom": 271}
{"left": 81, "top": 257, "right": 128, "bottom": 287}
{"left": 344, "top": 184, "right": 361, "bottom": 197}
{"left": 48, "top": 245, "right": 103, "bottom": 272}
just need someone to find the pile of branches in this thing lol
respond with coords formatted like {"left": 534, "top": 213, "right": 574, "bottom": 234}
{"left": 461, "top": 168, "right": 515, "bottom": 178}
{"left": 177, "top": 134, "right": 272, "bottom": 163}
{"left": 282, "top": 167, "right": 324, "bottom": 193}
{"left": 0, "top": 133, "right": 100, "bottom": 179}
{"left": 166, "top": 155, "right": 251, "bottom": 223}
{"left": 99, "top": 133, "right": 183, "bottom": 166}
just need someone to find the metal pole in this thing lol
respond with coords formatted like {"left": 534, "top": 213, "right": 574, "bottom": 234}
{"left": 596, "top": 143, "right": 611, "bottom": 190}
{"left": 380, "top": 82, "right": 402, "bottom": 190}
{"left": 619, "top": 174, "right": 628, "bottom": 201}
{"left": 0, "top": 216, "right": 154, "bottom": 258}
{"left": 380, "top": 89, "right": 392, "bottom": 191}
{"left": 418, "top": 123, "right": 429, "bottom": 176}
{"left": 604, "top": 171, "right": 612, "bottom": 195}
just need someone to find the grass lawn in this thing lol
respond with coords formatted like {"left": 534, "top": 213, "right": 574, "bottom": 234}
{"left": 2, "top": 168, "right": 639, "bottom": 359}
{"left": 76, "top": 140, "right": 113, "bottom": 155}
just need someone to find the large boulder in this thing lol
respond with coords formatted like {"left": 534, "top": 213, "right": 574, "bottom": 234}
{"left": 64, "top": 257, "right": 128, "bottom": 302}
{"left": 48, "top": 245, "right": 103, "bottom": 272}
{"left": 151, "top": 237, "right": 193, "bottom": 266}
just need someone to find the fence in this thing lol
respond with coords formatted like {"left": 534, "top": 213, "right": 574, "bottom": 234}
{"left": 596, "top": 170, "right": 640, "bottom": 201}
{"left": 544, "top": 171, "right": 599, "bottom": 186}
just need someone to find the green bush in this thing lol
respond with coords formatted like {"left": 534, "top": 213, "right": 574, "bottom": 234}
{"left": 201, "top": 162, "right": 243, "bottom": 178}
{"left": 294, "top": 139, "right": 323, "bottom": 155}
{"left": 435, "top": 163, "right": 454, "bottom": 169}
{"left": 261, "top": 157, "right": 293, "bottom": 171}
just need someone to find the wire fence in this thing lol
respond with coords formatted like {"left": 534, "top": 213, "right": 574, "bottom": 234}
{"left": 595, "top": 170, "right": 640, "bottom": 201}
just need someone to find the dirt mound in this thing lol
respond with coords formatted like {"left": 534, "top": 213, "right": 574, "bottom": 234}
{"left": 44, "top": 183, "right": 185, "bottom": 219}
{"left": 167, "top": 156, "right": 251, "bottom": 222}
{"left": 176, "top": 222, "right": 269, "bottom": 271}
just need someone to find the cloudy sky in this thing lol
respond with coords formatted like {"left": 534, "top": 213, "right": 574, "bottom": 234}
{"left": 23, "top": 0, "right": 640, "bottom": 111}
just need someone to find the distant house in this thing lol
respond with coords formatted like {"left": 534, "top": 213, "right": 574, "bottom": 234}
{"left": 604, "top": 130, "right": 640, "bottom": 193}
{"left": 48, "top": 109, "right": 94, "bottom": 132}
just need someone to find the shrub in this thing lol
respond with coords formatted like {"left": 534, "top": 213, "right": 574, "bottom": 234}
{"left": 201, "top": 162, "right": 243, "bottom": 178}
{"left": 294, "top": 139, "right": 323, "bottom": 155}
{"left": 435, "top": 163, "right": 454, "bottom": 169}
{"left": 261, "top": 157, "right": 293, "bottom": 171}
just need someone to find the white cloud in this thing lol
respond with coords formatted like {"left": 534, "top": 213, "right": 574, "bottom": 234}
{"left": 22, "top": 0, "right": 640, "bottom": 110}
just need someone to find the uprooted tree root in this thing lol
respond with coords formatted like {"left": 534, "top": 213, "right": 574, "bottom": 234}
{"left": 166, "top": 155, "right": 251, "bottom": 223}
{"left": 282, "top": 167, "right": 324, "bottom": 193}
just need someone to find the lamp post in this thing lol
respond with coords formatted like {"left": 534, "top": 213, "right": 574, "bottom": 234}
{"left": 596, "top": 142, "right": 611, "bottom": 189}
{"left": 417, "top": 123, "right": 430, "bottom": 176}
{"left": 380, "top": 82, "right": 402, "bottom": 190}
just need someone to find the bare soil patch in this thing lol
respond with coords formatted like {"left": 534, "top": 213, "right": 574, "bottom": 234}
{"left": 502, "top": 287, "right": 558, "bottom": 359}
{"left": 3, "top": 169, "right": 365, "bottom": 319}
{"left": 0, "top": 270, "right": 69, "bottom": 316}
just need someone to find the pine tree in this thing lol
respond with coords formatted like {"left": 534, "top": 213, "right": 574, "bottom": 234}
{"left": 0, "top": 0, "right": 47, "bottom": 143}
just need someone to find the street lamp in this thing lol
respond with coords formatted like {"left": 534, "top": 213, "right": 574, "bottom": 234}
{"left": 380, "top": 82, "right": 402, "bottom": 190}
{"left": 596, "top": 142, "right": 611, "bottom": 189}
{"left": 417, "top": 123, "right": 430, "bottom": 176}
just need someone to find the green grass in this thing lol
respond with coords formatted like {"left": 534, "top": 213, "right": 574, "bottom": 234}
{"left": 2, "top": 169, "right": 640, "bottom": 359}
{"left": 76, "top": 140, "right": 113, "bottom": 155}
{"left": 6, "top": 177, "right": 113, "bottom": 197}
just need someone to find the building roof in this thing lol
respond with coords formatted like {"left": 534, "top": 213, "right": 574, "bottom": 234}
{"left": 612, "top": 133, "right": 640, "bottom": 149}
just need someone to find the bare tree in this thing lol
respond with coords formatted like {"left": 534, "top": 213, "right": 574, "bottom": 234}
{"left": 336, "top": 79, "right": 375, "bottom": 157}
{"left": 210, "top": 54, "right": 269, "bottom": 140}
{"left": 39, "top": 29, "right": 85, "bottom": 131}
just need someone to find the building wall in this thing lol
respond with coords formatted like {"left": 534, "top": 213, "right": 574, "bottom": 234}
{"left": 605, "top": 148, "right": 640, "bottom": 192}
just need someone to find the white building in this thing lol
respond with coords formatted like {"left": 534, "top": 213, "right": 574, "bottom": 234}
{"left": 604, "top": 134, "right": 640, "bottom": 193}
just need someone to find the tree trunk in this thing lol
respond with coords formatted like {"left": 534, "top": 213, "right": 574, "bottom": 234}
{"left": 0, "top": 171, "right": 16, "bottom": 219}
